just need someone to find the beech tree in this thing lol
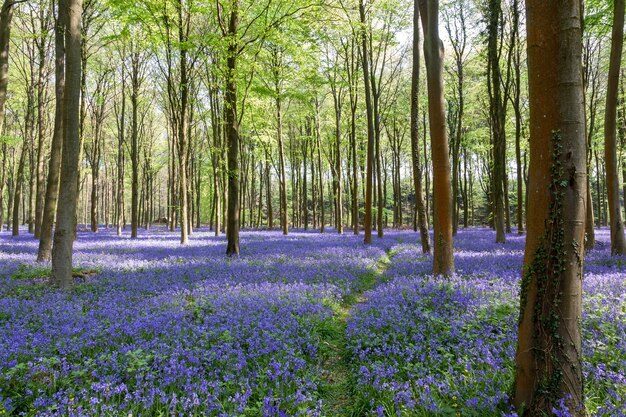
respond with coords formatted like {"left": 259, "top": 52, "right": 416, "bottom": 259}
{"left": 51, "top": 0, "right": 82, "bottom": 288}
{"left": 604, "top": 0, "right": 626, "bottom": 255}
{"left": 418, "top": 0, "right": 454, "bottom": 275}
{"left": 37, "top": 0, "right": 65, "bottom": 261}
{"left": 514, "top": 0, "right": 586, "bottom": 414}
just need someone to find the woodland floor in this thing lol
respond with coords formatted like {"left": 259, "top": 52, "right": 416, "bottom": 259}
{"left": 0, "top": 226, "right": 624, "bottom": 416}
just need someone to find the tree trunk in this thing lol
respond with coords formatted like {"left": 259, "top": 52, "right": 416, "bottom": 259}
{"left": 419, "top": 0, "right": 454, "bottom": 275}
{"left": 34, "top": 16, "right": 49, "bottom": 238}
{"left": 512, "top": 0, "right": 523, "bottom": 235}
{"left": 332, "top": 91, "right": 343, "bottom": 234}
{"left": 0, "top": 0, "right": 19, "bottom": 236}
{"left": 225, "top": 3, "right": 240, "bottom": 256}
{"left": 12, "top": 142, "right": 26, "bottom": 236}
{"left": 603, "top": 0, "right": 626, "bottom": 255}
{"left": 360, "top": 0, "right": 375, "bottom": 244}
{"left": 0, "top": 0, "right": 15, "bottom": 146}
{"left": 514, "top": 0, "right": 586, "bottom": 414}
{"left": 411, "top": 1, "right": 431, "bottom": 253}
{"left": 315, "top": 97, "right": 325, "bottom": 232}
{"left": 0, "top": 143, "right": 6, "bottom": 233}
{"left": 487, "top": 0, "right": 506, "bottom": 244}
{"left": 130, "top": 50, "right": 142, "bottom": 239}
{"left": 275, "top": 75, "right": 288, "bottom": 235}
{"left": 38, "top": 0, "right": 65, "bottom": 261}
{"left": 51, "top": 0, "right": 82, "bottom": 288}
{"left": 177, "top": 2, "right": 189, "bottom": 244}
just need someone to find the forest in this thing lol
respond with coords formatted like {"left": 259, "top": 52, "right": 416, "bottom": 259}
{"left": 0, "top": 0, "right": 625, "bottom": 416}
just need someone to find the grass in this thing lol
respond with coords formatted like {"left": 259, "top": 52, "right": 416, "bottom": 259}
{"left": 318, "top": 252, "right": 392, "bottom": 416}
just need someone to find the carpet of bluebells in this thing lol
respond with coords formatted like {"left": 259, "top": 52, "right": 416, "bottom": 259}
{"left": 0, "top": 226, "right": 624, "bottom": 416}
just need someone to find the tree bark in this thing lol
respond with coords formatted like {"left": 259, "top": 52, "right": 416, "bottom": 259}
{"left": 225, "top": 1, "right": 240, "bottom": 256}
{"left": 34, "top": 7, "right": 50, "bottom": 238}
{"left": 411, "top": 1, "right": 431, "bottom": 253}
{"left": 603, "top": 0, "right": 626, "bottom": 255}
{"left": 487, "top": 0, "right": 507, "bottom": 244}
{"left": 0, "top": 0, "right": 15, "bottom": 143}
{"left": 38, "top": 0, "right": 65, "bottom": 261}
{"left": 360, "top": 0, "right": 375, "bottom": 244}
{"left": 12, "top": 141, "right": 26, "bottom": 236}
{"left": 0, "top": 0, "right": 18, "bottom": 235}
{"left": 51, "top": 0, "right": 82, "bottom": 288}
{"left": 419, "top": 0, "right": 454, "bottom": 275}
{"left": 513, "top": 0, "right": 586, "bottom": 414}
{"left": 273, "top": 49, "right": 288, "bottom": 236}
{"left": 177, "top": 0, "right": 189, "bottom": 244}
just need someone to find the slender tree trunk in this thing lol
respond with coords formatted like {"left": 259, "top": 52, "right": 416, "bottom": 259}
{"left": 333, "top": 92, "right": 343, "bottom": 234}
{"left": 419, "top": 0, "right": 454, "bottom": 275}
{"left": 0, "top": 142, "right": 6, "bottom": 233}
{"left": 34, "top": 23, "right": 49, "bottom": 238}
{"left": 177, "top": 2, "right": 189, "bottom": 244}
{"left": 604, "top": 0, "right": 626, "bottom": 255}
{"left": 38, "top": 0, "right": 65, "bottom": 261}
{"left": 264, "top": 147, "right": 272, "bottom": 229}
{"left": 0, "top": 0, "right": 15, "bottom": 148}
{"left": 12, "top": 142, "right": 26, "bottom": 236}
{"left": 51, "top": 0, "right": 82, "bottom": 288}
{"left": 411, "top": 1, "right": 430, "bottom": 253}
{"left": 360, "top": 0, "right": 375, "bottom": 244}
{"left": 487, "top": 0, "right": 506, "bottom": 244}
{"left": 514, "top": 0, "right": 586, "bottom": 414}
{"left": 225, "top": 3, "right": 240, "bottom": 255}
{"left": 275, "top": 84, "right": 288, "bottom": 235}
{"left": 130, "top": 50, "right": 141, "bottom": 239}
{"left": 315, "top": 98, "right": 325, "bottom": 232}
{"left": 512, "top": 0, "right": 523, "bottom": 235}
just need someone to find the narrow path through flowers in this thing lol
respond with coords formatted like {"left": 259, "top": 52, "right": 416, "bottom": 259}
{"left": 319, "top": 250, "right": 393, "bottom": 416}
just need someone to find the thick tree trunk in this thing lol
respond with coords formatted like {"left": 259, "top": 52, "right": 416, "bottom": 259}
{"left": 419, "top": 0, "right": 454, "bottom": 275}
{"left": 51, "top": 0, "right": 82, "bottom": 288}
{"left": 604, "top": 0, "right": 626, "bottom": 255}
{"left": 38, "top": 0, "right": 65, "bottom": 261}
{"left": 411, "top": 1, "right": 431, "bottom": 253}
{"left": 513, "top": 0, "right": 586, "bottom": 414}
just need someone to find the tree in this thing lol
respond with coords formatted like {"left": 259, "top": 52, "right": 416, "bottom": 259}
{"left": 486, "top": 0, "right": 507, "bottom": 243}
{"left": 359, "top": 0, "right": 375, "bottom": 245}
{"left": 442, "top": 0, "right": 469, "bottom": 237}
{"left": 419, "top": 0, "right": 454, "bottom": 275}
{"left": 84, "top": 64, "right": 112, "bottom": 233}
{"left": 513, "top": 0, "right": 586, "bottom": 414}
{"left": 37, "top": 0, "right": 65, "bottom": 261}
{"left": 0, "top": 0, "right": 20, "bottom": 149}
{"left": 411, "top": 0, "right": 430, "bottom": 253}
{"left": 51, "top": 0, "right": 82, "bottom": 288}
{"left": 603, "top": 0, "right": 626, "bottom": 255}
